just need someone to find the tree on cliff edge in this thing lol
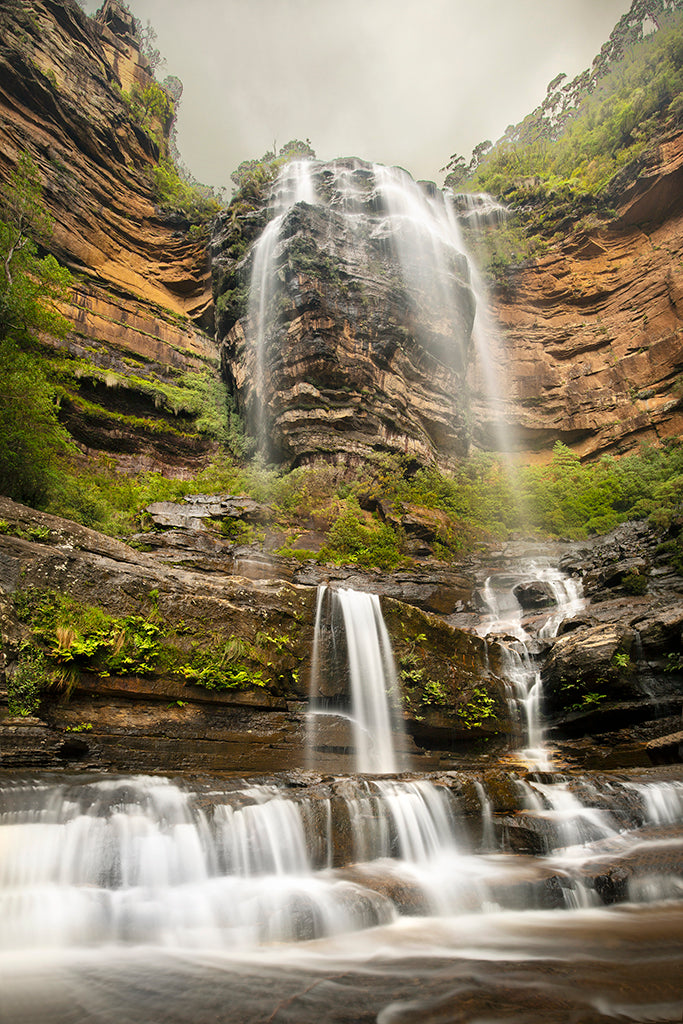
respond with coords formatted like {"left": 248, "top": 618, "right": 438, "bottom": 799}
{"left": 0, "top": 154, "right": 72, "bottom": 505}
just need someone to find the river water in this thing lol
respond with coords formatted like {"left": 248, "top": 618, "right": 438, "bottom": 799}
{"left": 1, "top": 566, "right": 682, "bottom": 1022}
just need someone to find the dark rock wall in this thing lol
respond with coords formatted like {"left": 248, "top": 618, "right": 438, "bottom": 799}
{"left": 215, "top": 160, "right": 476, "bottom": 468}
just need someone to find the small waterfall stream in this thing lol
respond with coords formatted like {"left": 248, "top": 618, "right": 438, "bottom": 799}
{"left": 307, "top": 586, "right": 407, "bottom": 774}
{"left": 478, "top": 560, "right": 585, "bottom": 768}
{"left": 247, "top": 159, "right": 316, "bottom": 446}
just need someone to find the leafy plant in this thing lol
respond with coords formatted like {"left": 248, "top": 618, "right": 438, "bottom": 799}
{"left": 612, "top": 651, "right": 633, "bottom": 671}
{"left": 622, "top": 569, "right": 648, "bottom": 594}
{"left": 456, "top": 687, "right": 496, "bottom": 729}
{"left": 451, "top": 12, "right": 683, "bottom": 244}
{"left": 0, "top": 153, "right": 73, "bottom": 504}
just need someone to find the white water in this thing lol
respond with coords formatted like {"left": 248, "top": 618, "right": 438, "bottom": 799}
{"left": 243, "top": 158, "right": 519, "bottom": 459}
{"left": 307, "top": 586, "right": 406, "bottom": 774}
{"left": 247, "top": 159, "right": 316, "bottom": 447}
{"left": 1, "top": 770, "right": 680, "bottom": 958}
{"left": 479, "top": 561, "right": 585, "bottom": 768}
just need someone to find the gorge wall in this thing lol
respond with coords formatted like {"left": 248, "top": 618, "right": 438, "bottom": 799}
{"left": 488, "top": 134, "right": 683, "bottom": 461}
{"left": 1, "top": 0, "right": 682, "bottom": 469}
{"left": 0, "top": 0, "right": 218, "bottom": 473}
{"left": 215, "top": 143, "right": 683, "bottom": 468}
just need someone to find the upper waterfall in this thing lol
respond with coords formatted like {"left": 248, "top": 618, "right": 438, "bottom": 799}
{"left": 216, "top": 157, "right": 492, "bottom": 467}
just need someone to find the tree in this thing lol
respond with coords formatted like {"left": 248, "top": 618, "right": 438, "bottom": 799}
{"left": 135, "top": 18, "right": 166, "bottom": 75}
{"left": 0, "top": 154, "right": 73, "bottom": 505}
{"left": 230, "top": 140, "right": 317, "bottom": 191}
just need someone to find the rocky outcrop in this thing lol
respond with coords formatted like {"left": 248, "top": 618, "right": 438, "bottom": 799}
{"left": 214, "top": 160, "right": 476, "bottom": 468}
{"left": 0, "top": 496, "right": 513, "bottom": 772}
{"left": 541, "top": 522, "right": 683, "bottom": 765}
{"left": 484, "top": 133, "right": 683, "bottom": 461}
{"left": 0, "top": 0, "right": 219, "bottom": 472}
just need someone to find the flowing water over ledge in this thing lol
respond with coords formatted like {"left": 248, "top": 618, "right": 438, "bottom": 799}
{"left": 1, "top": 766, "right": 682, "bottom": 1023}
{"left": 2, "top": 558, "right": 681, "bottom": 1021}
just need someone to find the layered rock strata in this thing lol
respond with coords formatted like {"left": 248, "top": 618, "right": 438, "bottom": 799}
{"left": 214, "top": 159, "right": 476, "bottom": 467}
{"left": 0, "top": 496, "right": 510, "bottom": 773}
{"left": 482, "top": 133, "right": 683, "bottom": 460}
{"left": 0, "top": 0, "right": 217, "bottom": 471}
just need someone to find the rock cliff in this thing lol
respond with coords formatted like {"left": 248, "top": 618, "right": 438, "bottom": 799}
{"left": 0, "top": 0, "right": 218, "bottom": 471}
{"left": 214, "top": 160, "right": 476, "bottom": 467}
{"left": 485, "top": 133, "right": 683, "bottom": 460}
{"left": 214, "top": 138, "right": 683, "bottom": 468}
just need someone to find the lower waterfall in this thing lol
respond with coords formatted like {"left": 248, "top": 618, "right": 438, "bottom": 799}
{"left": 307, "top": 586, "right": 408, "bottom": 774}
{"left": 1, "top": 567, "right": 682, "bottom": 1023}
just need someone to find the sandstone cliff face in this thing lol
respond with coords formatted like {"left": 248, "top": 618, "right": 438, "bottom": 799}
{"left": 216, "top": 142, "right": 683, "bottom": 469}
{"left": 214, "top": 160, "right": 476, "bottom": 468}
{"left": 0, "top": 0, "right": 218, "bottom": 470}
{"left": 478, "top": 133, "right": 683, "bottom": 461}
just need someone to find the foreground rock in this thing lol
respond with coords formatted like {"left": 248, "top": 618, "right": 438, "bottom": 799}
{"left": 0, "top": 497, "right": 513, "bottom": 772}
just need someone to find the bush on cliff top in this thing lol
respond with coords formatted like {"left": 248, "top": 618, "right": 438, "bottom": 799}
{"left": 447, "top": 11, "right": 683, "bottom": 246}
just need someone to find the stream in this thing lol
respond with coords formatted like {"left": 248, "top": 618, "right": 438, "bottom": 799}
{"left": 1, "top": 562, "right": 682, "bottom": 1023}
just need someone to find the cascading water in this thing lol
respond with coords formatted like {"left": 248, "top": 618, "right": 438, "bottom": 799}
{"left": 479, "top": 559, "right": 585, "bottom": 768}
{"left": 307, "top": 585, "right": 407, "bottom": 774}
{"left": 239, "top": 157, "right": 521, "bottom": 463}
{"left": 2, "top": 767, "right": 681, "bottom": 1023}
{"left": 246, "top": 159, "right": 316, "bottom": 447}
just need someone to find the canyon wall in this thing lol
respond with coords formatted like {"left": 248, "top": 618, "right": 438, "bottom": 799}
{"left": 0, "top": 0, "right": 218, "bottom": 472}
{"left": 483, "top": 134, "right": 683, "bottom": 460}
{"left": 215, "top": 142, "right": 683, "bottom": 468}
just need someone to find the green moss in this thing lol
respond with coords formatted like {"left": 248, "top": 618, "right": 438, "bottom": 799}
{"left": 11, "top": 589, "right": 295, "bottom": 697}
{"left": 622, "top": 569, "right": 648, "bottom": 594}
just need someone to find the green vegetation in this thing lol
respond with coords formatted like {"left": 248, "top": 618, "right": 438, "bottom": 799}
{"left": 230, "top": 139, "right": 316, "bottom": 193}
{"left": 28, "top": 436, "right": 683, "bottom": 572}
{"left": 456, "top": 686, "right": 497, "bottom": 729}
{"left": 12, "top": 588, "right": 292, "bottom": 695}
{"left": 215, "top": 140, "right": 317, "bottom": 332}
{"left": 447, "top": 10, "right": 683, "bottom": 277}
{"left": 622, "top": 569, "right": 648, "bottom": 594}
{"left": 7, "top": 642, "right": 46, "bottom": 717}
{"left": 151, "top": 159, "right": 222, "bottom": 224}
{"left": 0, "top": 153, "right": 73, "bottom": 505}
{"left": 122, "top": 81, "right": 174, "bottom": 145}
{"left": 317, "top": 498, "right": 403, "bottom": 569}
{"left": 45, "top": 455, "right": 254, "bottom": 535}
{"left": 561, "top": 675, "right": 608, "bottom": 713}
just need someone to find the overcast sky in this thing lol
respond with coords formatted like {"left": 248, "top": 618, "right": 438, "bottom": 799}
{"left": 82, "top": 0, "right": 633, "bottom": 193}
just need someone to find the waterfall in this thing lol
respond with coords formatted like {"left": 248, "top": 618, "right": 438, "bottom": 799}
{"left": 479, "top": 560, "right": 585, "bottom": 768}
{"left": 307, "top": 585, "right": 407, "bottom": 774}
{"left": 246, "top": 159, "right": 316, "bottom": 448}
{"left": 1, "top": 770, "right": 680, "bottom": 960}
{"left": 240, "top": 158, "right": 520, "bottom": 462}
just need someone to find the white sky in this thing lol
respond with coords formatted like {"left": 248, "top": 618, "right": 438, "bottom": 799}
{"left": 82, "top": 0, "right": 633, "bottom": 192}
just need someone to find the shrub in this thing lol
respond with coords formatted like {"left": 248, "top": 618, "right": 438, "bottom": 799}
{"left": 7, "top": 643, "right": 46, "bottom": 716}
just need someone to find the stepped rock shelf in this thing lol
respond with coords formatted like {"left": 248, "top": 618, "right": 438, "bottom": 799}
{"left": 1, "top": 495, "right": 683, "bottom": 1023}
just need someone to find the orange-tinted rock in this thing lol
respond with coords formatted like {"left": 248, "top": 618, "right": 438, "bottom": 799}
{"left": 0, "top": 0, "right": 218, "bottom": 472}
{"left": 481, "top": 133, "right": 683, "bottom": 460}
